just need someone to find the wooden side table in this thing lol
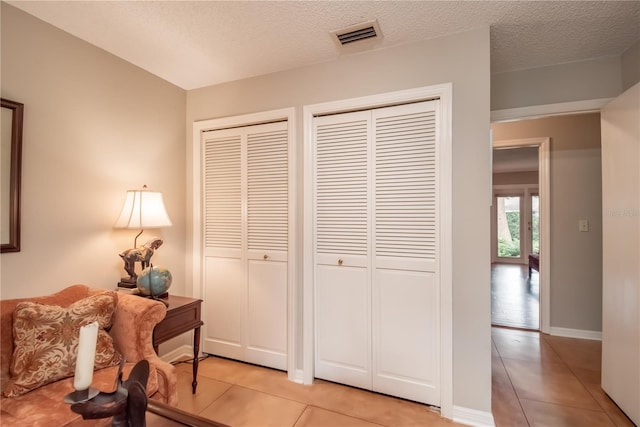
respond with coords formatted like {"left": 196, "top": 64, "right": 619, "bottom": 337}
{"left": 153, "top": 295, "right": 204, "bottom": 393}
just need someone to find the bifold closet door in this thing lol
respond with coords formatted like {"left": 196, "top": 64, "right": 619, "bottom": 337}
{"left": 372, "top": 103, "right": 440, "bottom": 406}
{"left": 202, "top": 121, "right": 288, "bottom": 371}
{"left": 313, "top": 101, "right": 440, "bottom": 406}
{"left": 314, "top": 111, "right": 372, "bottom": 389}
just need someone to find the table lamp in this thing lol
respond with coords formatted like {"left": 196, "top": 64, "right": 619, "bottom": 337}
{"left": 114, "top": 185, "right": 172, "bottom": 288}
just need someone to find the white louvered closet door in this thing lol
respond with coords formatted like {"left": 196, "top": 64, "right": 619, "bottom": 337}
{"left": 314, "top": 110, "right": 372, "bottom": 389}
{"left": 372, "top": 102, "right": 440, "bottom": 406}
{"left": 202, "top": 121, "right": 288, "bottom": 370}
{"left": 313, "top": 101, "right": 440, "bottom": 406}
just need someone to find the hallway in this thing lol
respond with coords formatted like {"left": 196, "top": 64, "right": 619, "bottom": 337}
{"left": 491, "top": 263, "right": 539, "bottom": 330}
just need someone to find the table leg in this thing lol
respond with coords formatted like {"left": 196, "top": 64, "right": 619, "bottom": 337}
{"left": 192, "top": 326, "right": 201, "bottom": 394}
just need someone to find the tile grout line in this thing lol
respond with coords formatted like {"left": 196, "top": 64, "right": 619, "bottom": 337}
{"left": 492, "top": 335, "right": 532, "bottom": 427}
{"left": 231, "top": 378, "right": 427, "bottom": 427}
{"left": 497, "top": 339, "right": 605, "bottom": 414}
{"left": 221, "top": 374, "right": 314, "bottom": 407}
{"left": 301, "top": 404, "right": 388, "bottom": 427}
{"left": 189, "top": 360, "right": 435, "bottom": 427}
{"left": 193, "top": 382, "right": 237, "bottom": 417}
{"left": 543, "top": 340, "right": 624, "bottom": 426}
{"left": 541, "top": 336, "right": 608, "bottom": 414}
{"left": 192, "top": 367, "right": 385, "bottom": 426}
{"left": 290, "top": 403, "right": 309, "bottom": 427}
{"left": 498, "top": 331, "right": 622, "bottom": 421}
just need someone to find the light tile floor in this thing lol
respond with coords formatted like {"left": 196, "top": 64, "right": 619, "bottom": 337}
{"left": 491, "top": 327, "right": 634, "bottom": 427}
{"left": 172, "top": 357, "right": 459, "bottom": 427}
{"left": 170, "top": 328, "right": 634, "bottom": 426}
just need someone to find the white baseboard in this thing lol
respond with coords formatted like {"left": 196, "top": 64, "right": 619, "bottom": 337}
{"left": 453, "top": 405, "right": 495, "bottom": 427}
{"left": 549, "top": 327, "right": 602, "bottom": 341}
{"left": 159, "top": 344, "right": 194, "bottom": 363}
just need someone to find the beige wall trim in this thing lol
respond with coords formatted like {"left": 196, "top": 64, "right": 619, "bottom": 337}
{"left": 491, "top": 98, "right": 612, "bottom": 123}
{"left": 159, "top": 344, "right": 194, "bottom": 363}
{"left": 493, "top": 138, "right": 551, "bottom": 334}
{"left": 549, "top": 327, "right": 602, "bottom": 341}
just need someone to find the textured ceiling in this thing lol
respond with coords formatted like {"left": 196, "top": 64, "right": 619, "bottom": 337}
{"left": 8, "top": 1, "right": 640, "bottom": 90}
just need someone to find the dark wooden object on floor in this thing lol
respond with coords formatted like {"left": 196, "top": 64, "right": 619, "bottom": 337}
{"left": 153, "top": 295, "right": 203, "bottom": 394}
{"left": 528, "top": 253, "right": 539, "bottom": 277}
{"left": 147, "top": 400, "right": 229, "bottom": 426}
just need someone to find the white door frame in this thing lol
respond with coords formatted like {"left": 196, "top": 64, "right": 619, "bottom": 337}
{"left": 303, "top": 84, "right": 453, "bottom": 418}
{"left": 490, "top": 98, "right": 612, "bottom": 122}
{"left": 191, "top": 107, "right": 297, "bottom": 379}
{"left": 493, "top": 138, "right": 550, "bottom": 334}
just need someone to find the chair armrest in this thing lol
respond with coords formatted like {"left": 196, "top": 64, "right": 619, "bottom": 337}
{"left": 111, "top": 293, "right": 164, "bottom": 361}
{"left": 110, "top": 293, "right": 178, "bottom": 405}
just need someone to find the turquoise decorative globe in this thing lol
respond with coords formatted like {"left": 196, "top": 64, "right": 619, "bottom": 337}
{"left": 137, "top": 266, "right": 172, "bottom": 296}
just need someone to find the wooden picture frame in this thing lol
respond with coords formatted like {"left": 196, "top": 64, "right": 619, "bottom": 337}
{"left": 1, "top": 98, "right": 24, "bottom": 253}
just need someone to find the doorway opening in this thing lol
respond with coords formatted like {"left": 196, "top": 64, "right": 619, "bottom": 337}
{"left": 490, "top": 139, "right": 550, "bottom": 332}
{"left": 492, "top": 185, "right": 540, "bottom": 329}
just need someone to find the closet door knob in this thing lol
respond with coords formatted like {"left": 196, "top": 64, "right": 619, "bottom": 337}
{"left": 263, "top": 254, "right": 268, "bottom": 260}
{"left": 338, "top": 259, "right": 343, "bottom": 265}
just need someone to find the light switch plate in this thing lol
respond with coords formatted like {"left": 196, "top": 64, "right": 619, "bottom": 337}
{"left": 579, "top": 219, "right": 589, "bottom": 232}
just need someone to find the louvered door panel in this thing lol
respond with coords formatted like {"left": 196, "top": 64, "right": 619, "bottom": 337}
{"left": 314, "top": 111, "right": 371, "bottom": 388}
{"left": 246, "top": 121, "right": 288, "bottom": 370}
{"left": 203, "top": 131, "right": 242, "bottom": 258}
{"left": 202, "top": 128, "right": 244, "bottom": 361}
{"left": 372, "top": 101, "right": 440, "bottom": 406}
{"left": 247, "top": 122, "right": 288, "bottom": 261}
{"left": 374, "top": 102, "right": 437, "bottom": 272}
{"left": 314, "top": 111, "right": 370, "bottom": 268}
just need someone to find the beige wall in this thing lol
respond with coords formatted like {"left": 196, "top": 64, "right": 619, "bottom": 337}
{"left": 0, "top": 5, "right": 187, "bottom": 303}
{"left": 621, "top": 40, "right": 640, "bottom": 92}
{"left": 491, "top": 56, "right": 622, "bottom": 110}
{"left": 187, "top": 28, "right": 492, "bottom": 413}
{"left": 492, "top": 113, "right": 603, "bottom": 332}
{"left": 493, "top": 171, "right": 538, "bottom": 186}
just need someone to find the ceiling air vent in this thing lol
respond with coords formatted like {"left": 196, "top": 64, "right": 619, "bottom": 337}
{"left": 331, "top": 19, "right": 382, "bottom": 47}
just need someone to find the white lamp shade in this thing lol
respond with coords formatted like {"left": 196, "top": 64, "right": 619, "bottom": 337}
{"left": 114, "top": 188, "right": 172, "bottom": 229}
